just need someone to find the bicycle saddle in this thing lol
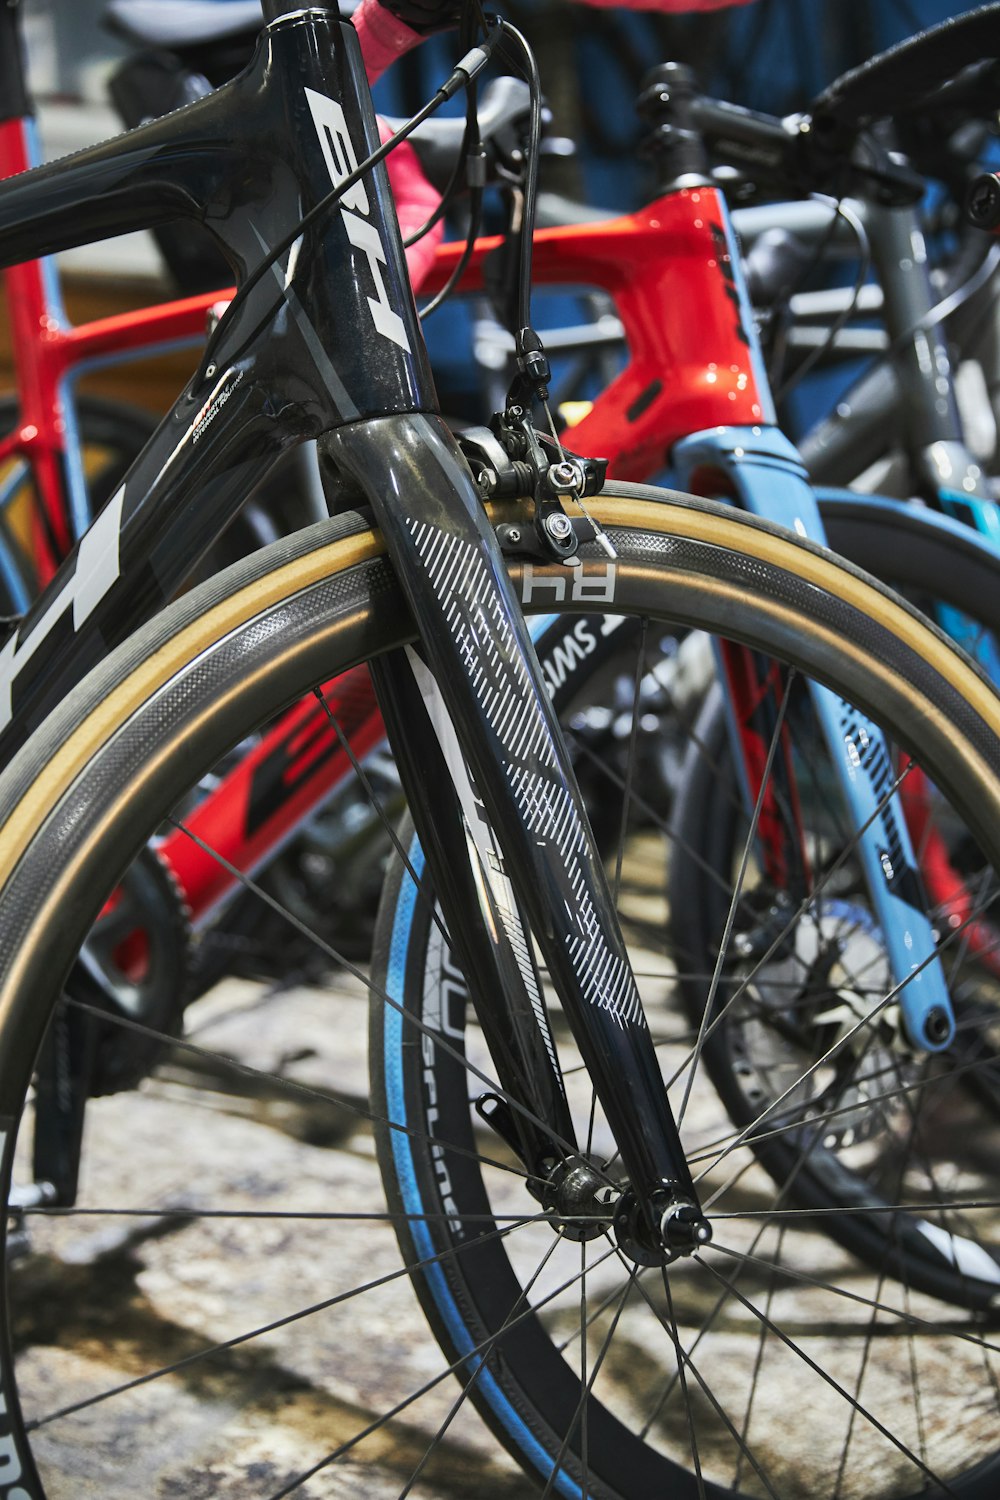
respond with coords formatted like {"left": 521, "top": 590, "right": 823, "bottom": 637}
{"left": 810, "top": 0, "right": 1000, "bottom": 129}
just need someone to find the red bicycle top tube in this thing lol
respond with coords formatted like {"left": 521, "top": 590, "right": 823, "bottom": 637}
{"left": 2, "top": 170, "right": 766, "bottom": 567}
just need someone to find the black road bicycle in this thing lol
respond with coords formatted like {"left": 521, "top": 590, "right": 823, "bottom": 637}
{"left": 3, "top": 2, "right": 1000, "bottom": 1497}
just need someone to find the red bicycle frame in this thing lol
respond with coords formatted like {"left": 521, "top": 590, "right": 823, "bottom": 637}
{"left": 0, "top": 119, "right": 214, "bottom": 584}
{"left": 424, "top": 188, "right": 767, "bottom": 481}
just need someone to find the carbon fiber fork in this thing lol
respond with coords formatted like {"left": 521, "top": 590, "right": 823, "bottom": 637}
{"left": 326, "top": 413, "right": 711, "bottom": 1261}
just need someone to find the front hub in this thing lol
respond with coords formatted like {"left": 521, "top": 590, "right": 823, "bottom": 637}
{"left": 542, "top": 1155, "right": 619, "bottom": 1242}
{"left": 614, "top": 1188, "right": 713, "bottom": 1267}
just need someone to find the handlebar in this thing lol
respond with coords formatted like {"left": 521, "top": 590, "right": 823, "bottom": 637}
{"left": 638, "top": 64, "right": 925, "bottom": 208}
{"left": 383, "top": 77, "right": 548, "bottom": 196}
{"left": 641, "top": 4, "right": 1000, "bottom": 211}
{"left": 810, "top": 2, "right": 1000, "bottom": 129}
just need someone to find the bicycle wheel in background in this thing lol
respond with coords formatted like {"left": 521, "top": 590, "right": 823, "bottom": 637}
{"left": 0, "top": 485, "right": 999, "bottom": 1497}
{"left": 0, "top": 394, "right": 156, "bottom": 611}
{"left": 0, "top": 390, "right": 352, "bottom": 993}
{"left": 669, "top": 669, "right": 1000, "bottom": 1300}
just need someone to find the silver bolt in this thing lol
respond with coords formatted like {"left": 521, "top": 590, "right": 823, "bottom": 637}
{"left": 478, "top": 469, "right": 498, "bottom": 496}
{"left": 507, "top": 527, "right": 522, "bottom": 544}
{"left": 205, "top": 363, "right": 217, "bottom": 378}
{"left": 545, "top": 512, "right": 574, "bottom": 542}
{"left": 550, "top": 460, "right": 584, "bottom": 492}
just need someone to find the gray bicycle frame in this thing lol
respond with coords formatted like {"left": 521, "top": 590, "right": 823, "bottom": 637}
{"left": 740, "top": 195, "right": 994, "bottom": 500}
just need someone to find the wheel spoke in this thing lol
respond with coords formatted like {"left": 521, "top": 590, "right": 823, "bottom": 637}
{"left": 693, "top": 881, "right": 1000, "bottom": 1185}
{"left": 698, "top": 1256, "right": 958, "bottom": 1496}
{"left": 675, "top": 669, "right": 796, "bottom": 1132}
{"left": 399, "top": 1228, "right": 569, "bottom": 1500}
{"left": 262, "top": 1241, "right": 622, "bottom": 1500}
{"left": 26, "top": 1215, "right": 539, "bottom": 1432}
{"left": 60, "top": 989, "right": 535, "bottom": 1190}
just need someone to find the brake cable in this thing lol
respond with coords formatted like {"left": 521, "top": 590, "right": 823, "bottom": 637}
{"left": 406, "top": 0, "right": 489, "bottom": 252}
{"left": 418, "top": 5, "right": 489, "bottom": 319}
{"left": 190, "top": 14, "right": 504, "bottom": 391}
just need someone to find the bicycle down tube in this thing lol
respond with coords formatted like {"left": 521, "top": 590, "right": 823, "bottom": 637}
{"left": 0, "top": 2, "right": 710, "bottom": 1256}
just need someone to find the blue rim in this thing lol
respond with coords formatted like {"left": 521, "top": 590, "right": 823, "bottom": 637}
{"left": 382, "top": 835, "right": 583, "bottom": 1499}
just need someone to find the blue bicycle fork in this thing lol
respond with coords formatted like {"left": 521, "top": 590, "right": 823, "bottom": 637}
{"left": 673, "top": 421, "right": 956, "bottom": 1052}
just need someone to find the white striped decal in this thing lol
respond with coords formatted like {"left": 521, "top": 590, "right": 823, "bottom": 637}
{"left": 404, "top": 645, "right": 562, "bottom": 1076}
{"left": 407, "top": 521, "right": 644, "bottom": 1029}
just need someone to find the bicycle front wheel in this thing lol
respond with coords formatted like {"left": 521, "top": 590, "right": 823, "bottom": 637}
{"left": 371, "top": 488, "right": 1000, "bottom": 1498}
{"left": 0, "top": 485, "right": 999, "bottom": 1498}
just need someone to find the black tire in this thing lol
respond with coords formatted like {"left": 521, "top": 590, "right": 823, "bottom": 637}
{"left": 2, "top": 487, "right": 1000, "bottom": 1497}
{"left": 821, "top": 492, "right": 1000, "bottom": 640}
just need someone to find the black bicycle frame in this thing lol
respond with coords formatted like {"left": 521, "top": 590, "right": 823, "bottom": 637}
{"left": 0, "top": 3, "right": 434, "bottom": 752}
{"left": 0, "top": 2, "right": 704, "bottom": 1246}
